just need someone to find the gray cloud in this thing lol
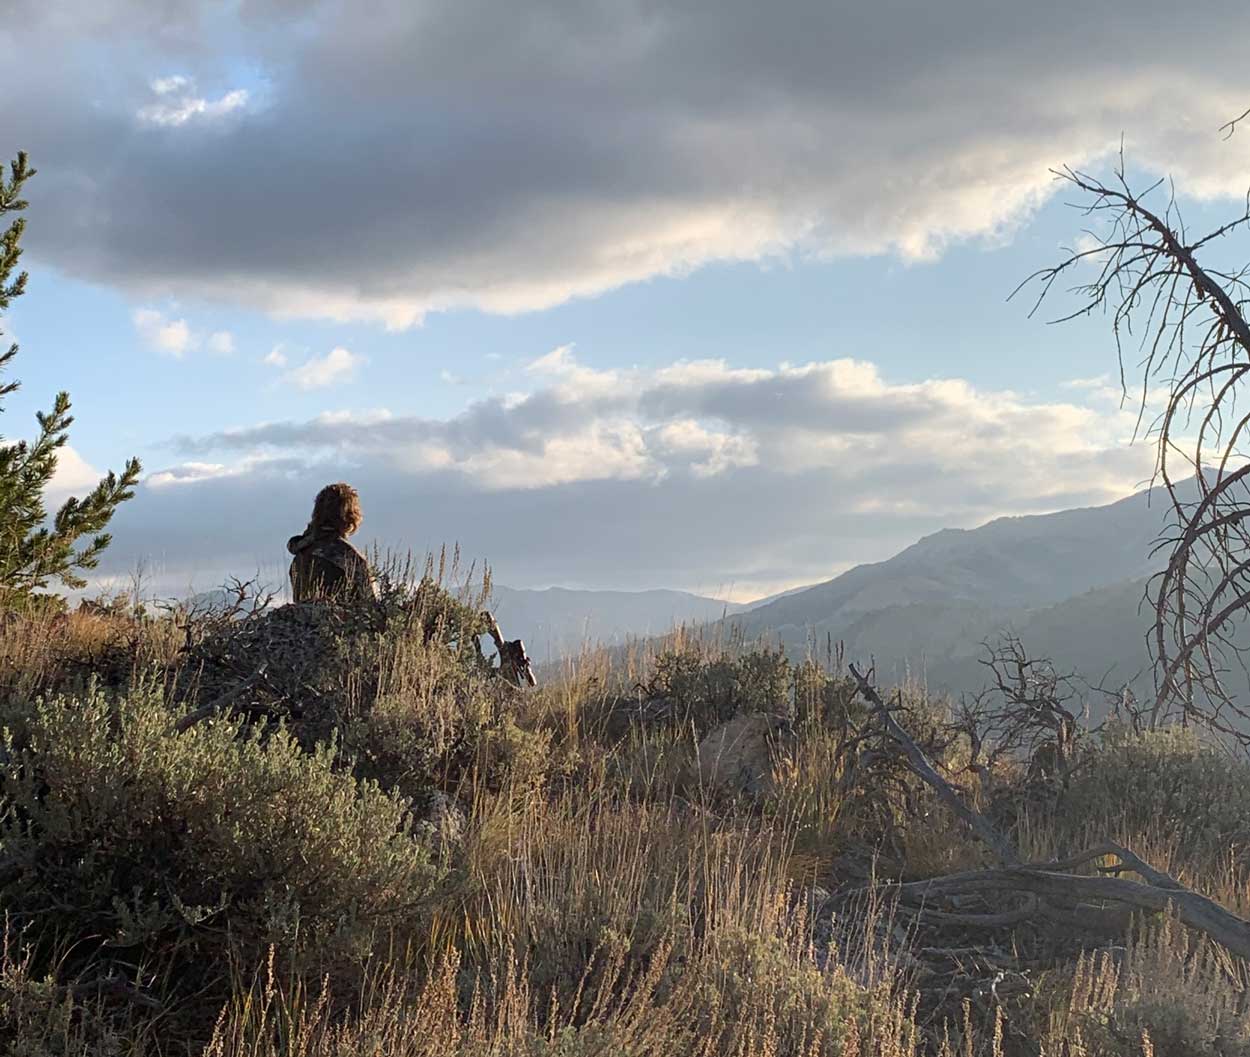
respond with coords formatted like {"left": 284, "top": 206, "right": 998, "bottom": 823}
{"left": 94, "top": 353, "right": 1155, "bottom": 597}
{"left": 6, "top": 0, "right": 1250, "bottom": 325}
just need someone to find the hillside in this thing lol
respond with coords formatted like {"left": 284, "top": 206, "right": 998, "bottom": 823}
{"left": 722, "top": 484, "right": 1188, "bottom": 699}
{"left": 3, "top": 578, "right": 1246, "bottom": 1055}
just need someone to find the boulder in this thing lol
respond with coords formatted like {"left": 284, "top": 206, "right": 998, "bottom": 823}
{"left": 691, "top": 712, "right": 793, "bottom": 798}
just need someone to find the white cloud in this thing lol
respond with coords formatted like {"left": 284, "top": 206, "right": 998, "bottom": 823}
{"left": 137, "top": 77, "right": 249, "bottom": 128}
{"left": 1062, "top": 375, "right": 1113, "bottom": 390}
{"left": 146, "top": 462, "right": 236, "bottom": 489}
{"left": 283, "top": 347, "right": 364, "bottom": 390}
{"left": 175, "top": 348, "right": 1153, "bottom": 505}
{"left": 206, "top": 330, "right": 235, "bottom": 355}
{"left": 263, "top": 344, "right": 289, "bottom": 368}
{"left": 131, "top": 310, "right": 236, "bottom": 359}
{"left": 44, "top": 445, "right": 100, "bottom": 506}
{"left": 150, "top": 75, "right": 191, "bottom": 96}
{"left": 110, "top": 348, "right": 1159, "bottom": 597}
{"left": 526, "top": 345, "right": 576, "bottom": 375}
{"left": 654, "top": 420, "right": 759, "bottom": 478}
{"left": 132, "top": 307, "right": 194, "bottom": 357}
{"left": 525, "top": 343, "right": 622, "bottom": 399}
{"left": 1072, "top": 232, "right": 1105, "bottom": 256}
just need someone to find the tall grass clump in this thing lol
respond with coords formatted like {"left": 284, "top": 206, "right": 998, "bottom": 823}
{"left": 1040, "top": 917, "right": 1250, "bottom": 1056}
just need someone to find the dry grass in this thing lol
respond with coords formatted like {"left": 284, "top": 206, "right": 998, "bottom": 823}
{"left": 2, "top": 598, "right": 1243, "bottom": 1057}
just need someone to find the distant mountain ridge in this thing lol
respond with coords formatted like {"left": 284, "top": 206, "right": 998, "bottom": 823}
{"left": 720, "top": 483, "right": 1200, "bottom": 701}
{"left": 732, "top": 486, "right": 1170, "bottom": 636}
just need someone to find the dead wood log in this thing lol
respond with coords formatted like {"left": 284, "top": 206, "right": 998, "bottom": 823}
{"left": 846, "top": 665, "right": 1250, "bottom": 964}
{"left": 882, "top": 854, "right": 1250, "bottom": 960}
{"left": 172, "top": 666, "right": 267, "bottom": 733}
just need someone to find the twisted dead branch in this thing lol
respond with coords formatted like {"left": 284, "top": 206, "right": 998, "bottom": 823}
{"left": 847, "top": 664, "right": 1250, "bottom": 963}
{"left": 849, "top": 663, "right": 1018, "bottom": 865}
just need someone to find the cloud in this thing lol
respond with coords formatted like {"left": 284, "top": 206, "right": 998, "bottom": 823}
{"left": 283, "top": 346, "right": 364, "bottom": 390}
{"left": 132, "top": 307, "right": 193, "bottom": 357}
{"left": 263, "top": 344, "right": 289, "bottom": 368}
{"left": 132, "top": 307, "right": 233, "bottom": 358}
{"left": 1062, "top": 375, "right": 1113, "bottom": 391}
{"left": 177, "top": 351, "right": 1151, "bottom": 493}
{"left": 654, "top": 420, "right": 759, "bottom": 478}
{"left": 44, "top": 445, "right": 100, "bottom": 507}
{"left": 206, "top": 330, "right": 235, "bottom": 355}
{"left": 136, "top": 77, "right": 248, "bottom": 127}
{"left": 7, "top": 1, "right": 1250, "bottom": 327}
{"left": 107, "top": 350, "right": 1158, "bottom": 596}
{"left": 145, "top": 461, "right": 238, "bottom": 488}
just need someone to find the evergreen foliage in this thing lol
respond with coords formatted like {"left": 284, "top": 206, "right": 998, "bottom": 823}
{"left": 0, "top": 152, "right": 140, "bottom": 607}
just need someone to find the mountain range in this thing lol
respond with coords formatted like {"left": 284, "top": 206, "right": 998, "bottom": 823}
{"left": 492, "top": 483, "right": 1198, "bottom": 703}
{"left": 716, "top": 485, "right": 1174, "bottom": 698}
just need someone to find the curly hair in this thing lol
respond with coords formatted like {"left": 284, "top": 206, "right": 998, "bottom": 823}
{"left": 308, "top": 482, "right": 363, "bottom": 537}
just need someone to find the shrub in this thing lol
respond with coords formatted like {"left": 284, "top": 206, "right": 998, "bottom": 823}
{"left": 0, "top": 686, "right": 441, "bottom": 1036}
{"left": 1056, "top": 723, "right": 1250, "bottom": 865}
{"left": 0, "top": 926, "right": 132, "bottom": 1057}
{"left": 172, "top": 571, "right": 524, "bottom": 805}
{"left": 642, "top": 645, "right": 793, "bottom": 736}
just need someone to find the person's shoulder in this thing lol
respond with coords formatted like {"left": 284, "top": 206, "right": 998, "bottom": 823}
{"left": 344, "top": 539, "right": 370, "bottom": 566}
{"left": 321, "top": 537, "right": 368, "bottom": 562}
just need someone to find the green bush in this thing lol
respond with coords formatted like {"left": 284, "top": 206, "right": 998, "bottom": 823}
{"left": 643, "top": 646, "right": 793, "bottom": 736}
{"left": 1057, "top": 723, "right": 1250, "bottom": 863}
{"left": 0, "top": 686, "right": 441, "bottom": 1032}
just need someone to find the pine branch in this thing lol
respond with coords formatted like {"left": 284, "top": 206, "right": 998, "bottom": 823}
{"left": 0, "top": 152, "right": 141, "bottom": 605}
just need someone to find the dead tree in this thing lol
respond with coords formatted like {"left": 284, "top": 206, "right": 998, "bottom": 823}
{"left": 958, "top": 638, "right": 1083, "bottom": 788}
{"left": 481, "top": 610, "right": 536, "bottom": 687}
{"left": 1015, "top": 149, "right": 1250, "bottom": 745}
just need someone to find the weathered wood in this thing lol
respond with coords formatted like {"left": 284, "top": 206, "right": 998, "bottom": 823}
{"left": 172, "top": 669, "right": 266, "bottom": 733}
{"left": 849, "top": 662, "right": 1020, "bottom": 865}
{"left": 845, "top": 666, "right": 1250, "bottom": 963}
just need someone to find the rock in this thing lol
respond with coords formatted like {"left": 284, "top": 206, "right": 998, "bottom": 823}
{"left": 691, "top": 712, "right": 793, "bottom": 798}
{"left": 417, "top": 791, "right": 466, "bottom": 851}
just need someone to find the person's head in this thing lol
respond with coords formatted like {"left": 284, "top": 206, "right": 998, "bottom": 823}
{"left": 308, "top": 482, "right": 363, "bottom": 537}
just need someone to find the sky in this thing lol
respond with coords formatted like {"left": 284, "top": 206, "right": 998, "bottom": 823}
{"left": 4, "top": 0, "right": 1250, "bottom": 601}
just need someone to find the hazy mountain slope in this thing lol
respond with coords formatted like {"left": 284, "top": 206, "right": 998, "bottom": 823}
{"left": 710, "top": 483, "right": 1233, "bottom": 708}
{"left": 859, "top": 578, "right": 1156, "bottom": 699}
{"left": 499, "top": 485, "right": 1182, "bottom": 670}
{"left": 728, "top": 484, "right": 1175, "bottom": 643}
{"left": 489, "top": 585, "right": 744, "bottom": 660}
{"left": 727, "top": 575, "right": 1162, "bottom": 706}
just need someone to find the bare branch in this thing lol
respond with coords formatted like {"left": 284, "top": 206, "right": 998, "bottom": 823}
{"left": 1020, "top": 159, "right": 1250, "bottom": 742}
{"left": 849, "top": 663, "right": 1020, "bottom": 864}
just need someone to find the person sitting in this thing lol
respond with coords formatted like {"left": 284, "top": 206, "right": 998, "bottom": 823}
{"left": 287, "top": 482, "right": 378, "bottom": 604}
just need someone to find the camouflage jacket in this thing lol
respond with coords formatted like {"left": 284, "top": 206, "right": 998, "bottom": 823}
{"left": 286, "top": 529, "right": 377, "bottom": 604}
